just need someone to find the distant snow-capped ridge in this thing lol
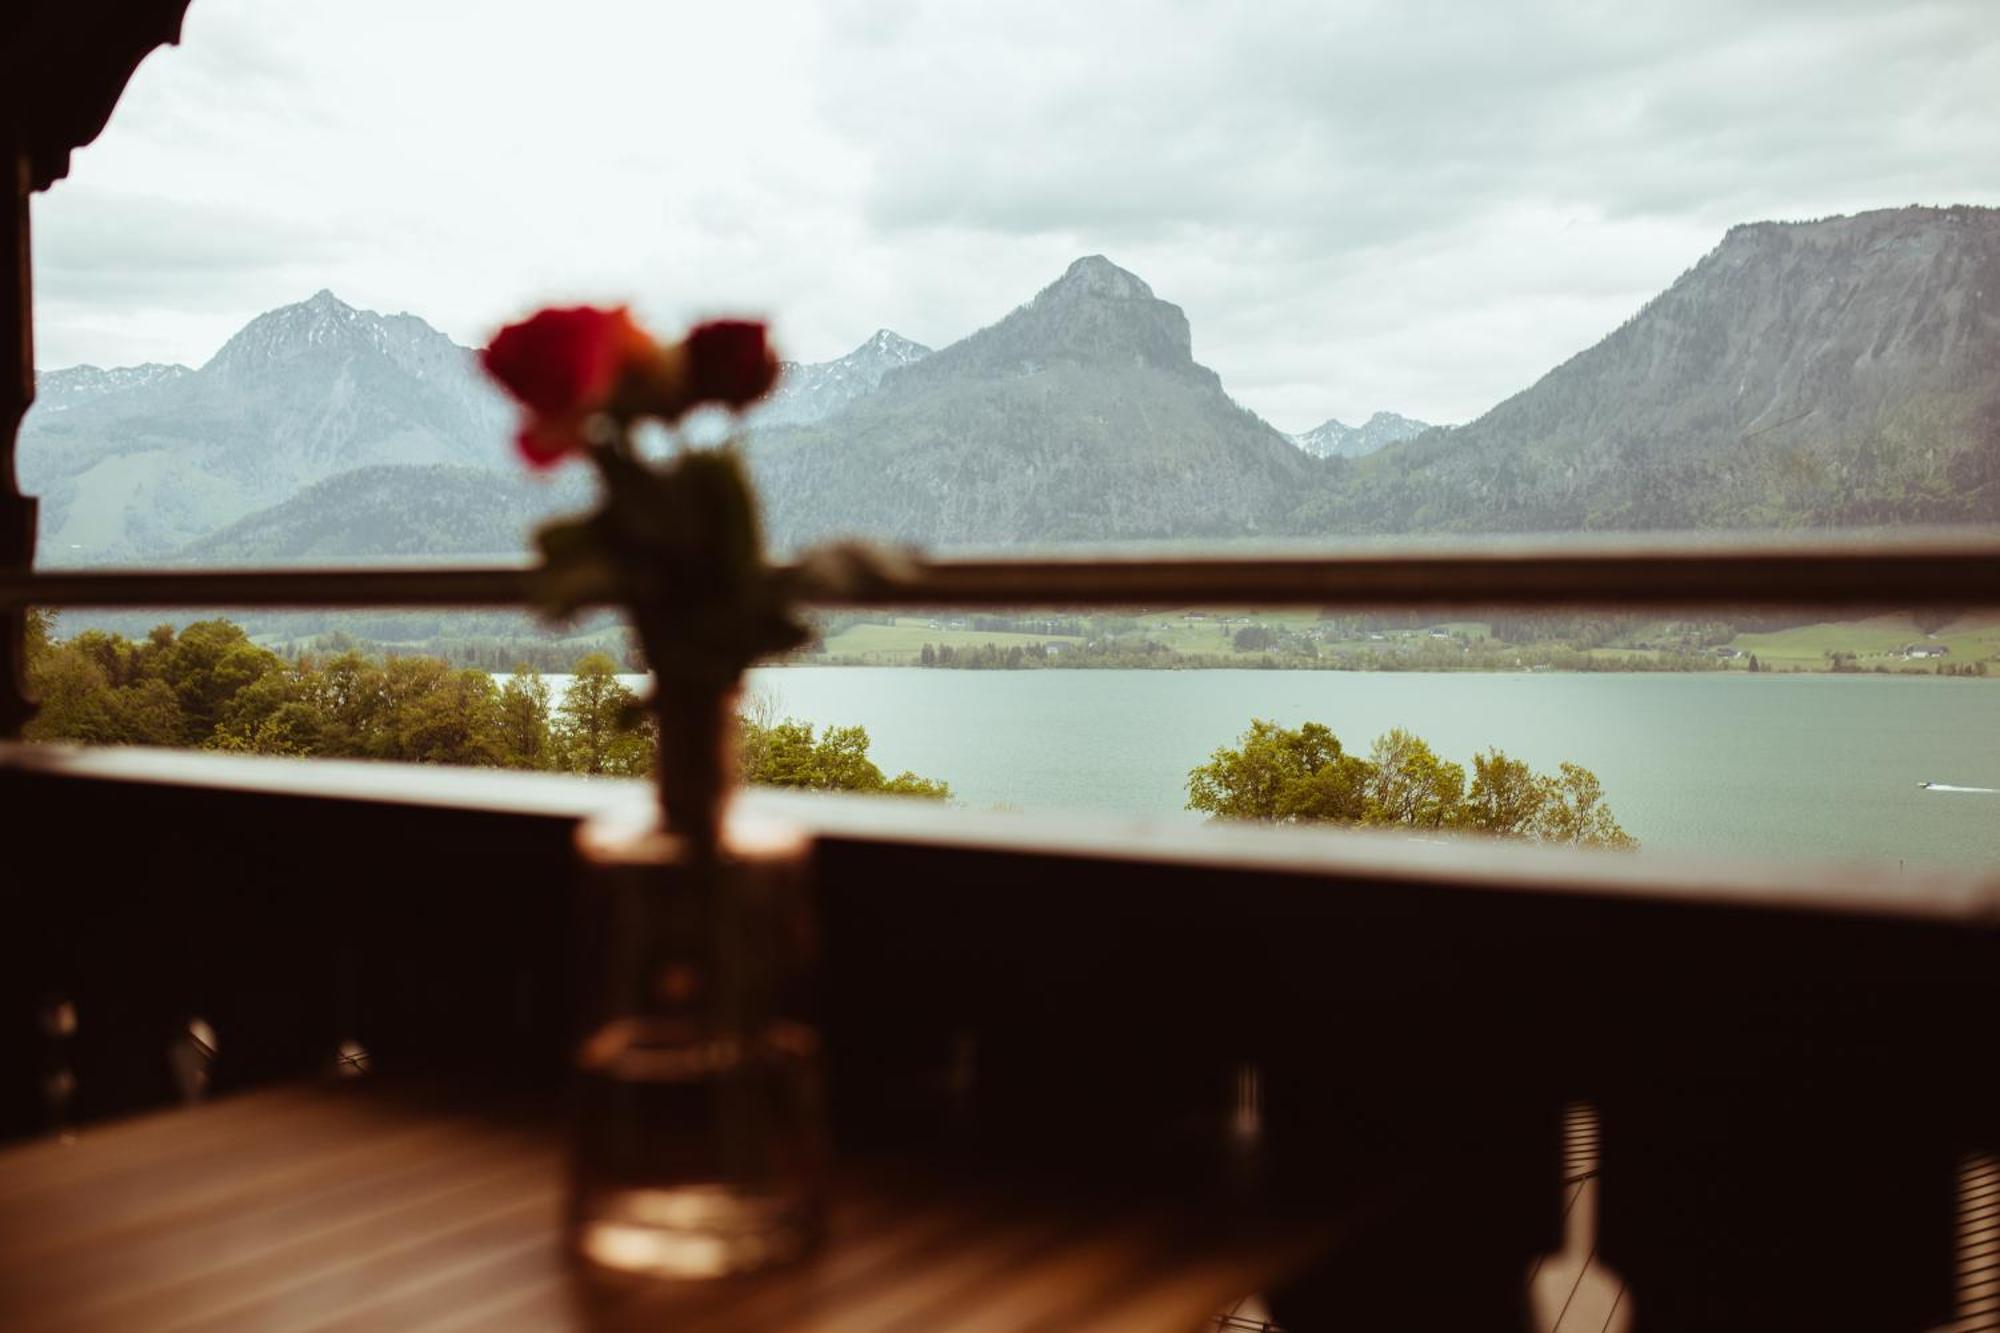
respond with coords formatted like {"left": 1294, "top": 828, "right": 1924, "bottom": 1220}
{"left": 202, "top": 288, "right": 472, "bottom": 385}
{"left": 33, "top": 362, "right": 191, "bottom": 412}
{"left": 754, "top": 327, "right": 933, "bottom": 428}
{"left": 1291, "top": 410, "right": 1433, "bottom": 459}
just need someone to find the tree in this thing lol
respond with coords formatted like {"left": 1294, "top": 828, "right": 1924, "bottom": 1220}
{"left": 213, "top": 661, "right": 310, "bottom": 748}
{"left": 22, "top": 617, "right": 956, "bottom": 798}
{"left": 1364, "top": 727, "right": 1465, "bottom": 830}
{"left": 24, "top": 621, "right": 186, "bottom": 747}
{"left": 1187, "top": 719, "right": 1370, "bottom": 823}
{"left": 1232, "top": 625, "right": 1276, "bottom": 653}
{"left": 738, "top": 714, "right": 951, "bottom": 799}
{"left": 1187, "top": 719, "right": 1636, "bottom": 849}
{"left": 1462, "top": 748, "right": 1545, "bottom": 837}
{"left": 880, "top": 771, "right": 953, "bottom": 799}
{"left": 163, "top": 620, "right": 282, "bottom": 743}
{"left": 24, "top": 607, "right": 53, "bottom": 664}
{"left": 385, "top": 662, "right": 504, "bottom": 766}
{"left": 555, "top": 653, "right": 649, "bottom": 776}
{"left": 1533, "top": 763, "right": 1637, "bottom": 849}
{"left": 308, "top": 651, "right": 388, "bottom": 757}
{"left": 23, "top": 641, "right": 116, "bottom": 742}
{"left": 497, "top": 665, "right": 555, "bottom": 770}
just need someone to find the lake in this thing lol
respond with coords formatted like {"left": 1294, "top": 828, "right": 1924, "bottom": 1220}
{"left": 540, "top": 669, "right": 2000, "bottom": 868}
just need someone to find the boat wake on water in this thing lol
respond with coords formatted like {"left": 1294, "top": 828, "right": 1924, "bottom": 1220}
{"left": 1917, "top": 782, "right": 2000, "bottom": 793}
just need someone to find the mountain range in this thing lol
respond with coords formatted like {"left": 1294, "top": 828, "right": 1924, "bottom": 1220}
{"left": 21, "top": 204, "right": 2000, "bottom": 563}
{"left": 18, "top": 298, "right": 937, "bottom": 564}
{"left": 1291, "top": 411, "right": 1433, "bottom": 460}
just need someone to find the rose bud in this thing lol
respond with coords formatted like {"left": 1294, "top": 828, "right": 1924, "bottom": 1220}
{"left": 686, "top": 319, "right": 780, "bottom": 409}
{"left": 482, "top": 306, "right": 655, "bottom": 466}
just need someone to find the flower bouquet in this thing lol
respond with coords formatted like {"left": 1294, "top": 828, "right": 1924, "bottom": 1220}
{"left": 483, "top": 304, "right": 828, "bottom": 1276}
{"left": 482, "top": 305, "right": 808, "bottom": 849}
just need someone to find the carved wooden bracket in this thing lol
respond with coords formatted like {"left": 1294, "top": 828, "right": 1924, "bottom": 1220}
{"left": 0, "top": 0, "right": 193, "bottom": 737}
{"left": 1, "top": 0, "right": 194, "bottom": 191}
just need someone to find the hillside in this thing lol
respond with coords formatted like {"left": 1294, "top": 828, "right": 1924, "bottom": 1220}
{"left": 1300, "top": 205, "right": 2000, "bottom": 533}
{"left": 748, "top": 256, "right": 1316, "bottom": 549}
{"left": 21, "top": 291, "right": 512, "bottom": 563}
{"left": 177, "top": 463, "right": 592, "bottom": 563}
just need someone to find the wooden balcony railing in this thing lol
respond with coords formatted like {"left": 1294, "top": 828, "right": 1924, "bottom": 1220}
{"left": 2, "top": 740, "right": 1996, "bottom": 1328}
{"left": 5, "top": 528, "right": 2000, "bottom": 614}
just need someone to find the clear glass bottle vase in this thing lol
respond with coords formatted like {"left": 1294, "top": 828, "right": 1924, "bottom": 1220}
{"left": 568, "top": 811, "right": 825, "bottom": 1279}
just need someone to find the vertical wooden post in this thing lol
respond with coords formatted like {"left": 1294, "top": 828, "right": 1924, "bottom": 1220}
{"left": 0, "top": 138, "right": 34, "bottom": 739}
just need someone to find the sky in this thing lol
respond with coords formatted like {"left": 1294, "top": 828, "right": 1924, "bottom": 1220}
{"left": 28, "top": 0, "right": 2000, "bottom": 432}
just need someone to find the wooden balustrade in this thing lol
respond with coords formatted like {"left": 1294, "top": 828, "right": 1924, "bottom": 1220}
{"left": 3, "top": 742, "right": 1994, "bottom": 1328}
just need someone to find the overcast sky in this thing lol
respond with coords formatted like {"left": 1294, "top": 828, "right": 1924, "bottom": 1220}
{"left": 29, "top": 0, "right": 2000, "bottom": 431}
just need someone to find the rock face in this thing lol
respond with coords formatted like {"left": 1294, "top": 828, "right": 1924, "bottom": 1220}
{"left": 1301, "top": 205, "right": 2000, "bottom": 532}
{"left": 20, "top": 290, "right": 511, "bottom": 563}
{"left": 1292, "top": 410, "right": 1432, "bottom": 460}
{"left": 748, "top": 255, "right": 1316, "bottom": 549}
{"left": 754, "top": 329, "right": 932, "bottom": 428}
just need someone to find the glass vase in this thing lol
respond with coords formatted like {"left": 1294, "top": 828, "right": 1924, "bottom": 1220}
{"left": 568, "top": 810, "right": 824, "bottom": 1279}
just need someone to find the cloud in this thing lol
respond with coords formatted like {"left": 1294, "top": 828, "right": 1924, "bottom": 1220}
{"left": 800, "top": 0, "right": 2000, "bottom": 423}
{"left": 25, "top": 0, "right": 2000, "bottom": 426}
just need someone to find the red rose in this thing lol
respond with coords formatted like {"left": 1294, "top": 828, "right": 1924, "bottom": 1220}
{"left": 484, "top": 306, "right": 643, "bottom": 415}
{"left": 483, "top": 306, "right": 652, "bottom": 466}
{"left": 686, "top": 320, "right": 779, "bottom": 408}
{"left": 515, "top": 422, "right": 582, "bottom": 468}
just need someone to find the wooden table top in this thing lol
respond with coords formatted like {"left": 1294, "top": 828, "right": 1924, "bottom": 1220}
{"left": 0, "top": 1084, "right": 1333, "bottom": 1332}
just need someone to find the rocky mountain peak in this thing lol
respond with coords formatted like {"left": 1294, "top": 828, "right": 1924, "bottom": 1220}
{"left": 903, "top": 255, "right": 1198, "bottom": 385}
{"left": 203, "top": 289, "right": 459, "bottom": 378}
{"left": 1041, "top": 254, "right": 1156, "bottom": 303}
{"left": 752, "top": 328, "right": 935, "bottom": 428}
{"left": 860, "top": 328, "right": 928, "bottom": 358}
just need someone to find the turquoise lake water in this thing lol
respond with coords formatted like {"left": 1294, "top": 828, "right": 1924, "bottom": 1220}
{"left": 744, "top": 668, "right": 2000, "bottom": 868}
{"left": 529, "top": 669, "right": 2000, "bottom": 868}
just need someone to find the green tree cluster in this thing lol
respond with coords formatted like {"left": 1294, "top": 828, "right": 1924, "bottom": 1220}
{"left": 737, "top": 717, "right": 951, "bottom": 799}
{"left": 1187, "top": 718, "right": 1636, "bottom": 849}
{"left": 23, "top": 616, "right": 947, "bottom": 798}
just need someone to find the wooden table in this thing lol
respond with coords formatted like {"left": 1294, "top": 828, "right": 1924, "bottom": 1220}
{"left": 0, "top": 1084, "right": 1334, "bottom": 1331}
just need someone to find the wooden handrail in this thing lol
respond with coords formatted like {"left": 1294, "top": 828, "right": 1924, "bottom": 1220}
{"left": 4, "top": 530, "right": 2000, "bottom": 610}
{"left": 5, "top": 742, "right": 1996, "bottom": 925}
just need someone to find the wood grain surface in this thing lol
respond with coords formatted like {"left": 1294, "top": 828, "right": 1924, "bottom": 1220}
{"left": 0, "top": 1083, "right": 1333, "bottom": 1332}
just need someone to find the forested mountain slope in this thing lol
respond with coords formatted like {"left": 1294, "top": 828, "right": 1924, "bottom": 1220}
{"left": 748, "top": 256, "right": 1316, "bottom": 549}
{"left": 1299, "top": 206, "right": 2000, "bottom": 533}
